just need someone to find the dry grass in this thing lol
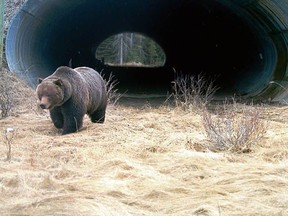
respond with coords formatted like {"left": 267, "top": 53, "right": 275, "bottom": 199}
{"left": 0, "top": 72, "right": 288, "bottom": 216}
{"left": 101, "top": 71, "right": 124, "bottom": 106}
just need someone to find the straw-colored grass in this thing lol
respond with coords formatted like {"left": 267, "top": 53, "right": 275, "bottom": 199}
{"left": 0, "top": 73, "right": 288, "bottom": 216}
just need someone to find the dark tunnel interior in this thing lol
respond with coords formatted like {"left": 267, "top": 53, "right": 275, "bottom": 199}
{"left": 6, "top": 0, "right": 288, "bottom": 101}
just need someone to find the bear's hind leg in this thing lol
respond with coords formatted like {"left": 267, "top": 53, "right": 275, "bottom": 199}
{"left": 50, "top": 107, "right": 64, "bottom": 129}
{"left": 89, "top": 109, "right": 106, "bottom": 123}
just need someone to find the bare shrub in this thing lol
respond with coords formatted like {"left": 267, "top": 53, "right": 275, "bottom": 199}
{"left": 101, "top": 72, "right": 123, "bottom": 106}
{"left": 0, "top": 69, "right": 35, "bottom": 118}
{"left": 202, "top": 99, "right": 267, "bottom": 153}
{"left": 170, "top": 70, "right": 219, "bottom": 111}
{"left": 0, "top": 70, "right": 17, "bottom": 118}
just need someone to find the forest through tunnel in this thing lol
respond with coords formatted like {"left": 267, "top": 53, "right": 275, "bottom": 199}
{"left": 5, "top": 0, "right": 288, "bottom": 101}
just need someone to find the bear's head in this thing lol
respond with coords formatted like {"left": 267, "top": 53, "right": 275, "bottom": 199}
{"left": 36, "top": 78, "right": 65, "bottom": 110}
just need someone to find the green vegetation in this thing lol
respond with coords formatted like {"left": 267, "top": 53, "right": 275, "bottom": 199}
{"left": 96, "top": 32, "right": 165, "bottom": 66}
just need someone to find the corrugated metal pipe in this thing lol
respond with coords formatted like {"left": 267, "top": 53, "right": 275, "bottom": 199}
{"left": 5, "top": 0, "right": 288, "bottom": 101}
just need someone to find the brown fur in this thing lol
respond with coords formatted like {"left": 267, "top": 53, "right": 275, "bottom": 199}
{"left": 36, "top": 66, "right": 107, "bottom": 135}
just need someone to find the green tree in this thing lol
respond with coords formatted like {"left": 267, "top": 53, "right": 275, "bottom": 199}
{"left": 143, "top": 38, "right": 158, "bottom": 65}
{"left": 96, "top": 35, "right": 116, "bottom": 64}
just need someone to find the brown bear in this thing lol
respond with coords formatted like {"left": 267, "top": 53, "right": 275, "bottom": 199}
{"left": 36, "top": 66, "right": 107, "bottom": 135}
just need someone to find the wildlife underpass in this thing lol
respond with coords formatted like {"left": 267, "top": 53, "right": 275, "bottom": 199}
{"left": 5, "top": 0, "right": 288, "bottom": 101}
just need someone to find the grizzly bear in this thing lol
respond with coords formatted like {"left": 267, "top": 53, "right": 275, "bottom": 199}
{"left": 36, "top": 66, "right": 107, "bottom": 135}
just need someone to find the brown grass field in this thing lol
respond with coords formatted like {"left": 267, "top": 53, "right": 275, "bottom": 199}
{"left": 0, "top": 73, "right": 288, "bottom": 216}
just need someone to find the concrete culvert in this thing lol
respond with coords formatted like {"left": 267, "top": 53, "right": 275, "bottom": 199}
{"left": 5, "top": 0, "right": 288, "bottom": 101}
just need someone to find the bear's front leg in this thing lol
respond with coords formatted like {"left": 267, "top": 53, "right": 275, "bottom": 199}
{"left": 50, "top": 107, "right": 64, "bottom": 129}
{"left": 61, "top": 105, "right": 85, "bottom": 135}
{"left": 62, "top": 115, "right": 84, "bottom": 135}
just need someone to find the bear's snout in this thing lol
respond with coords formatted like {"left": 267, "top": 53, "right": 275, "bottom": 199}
{"left": 38, "top": 96, "right": 51, "bottom": 109}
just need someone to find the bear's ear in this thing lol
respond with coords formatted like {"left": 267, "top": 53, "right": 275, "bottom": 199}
{"left": 38, "top": 78, "right": 43, "bottom": 84}
{"left": 54, "top": 79, "right": 63, "bottom": 87}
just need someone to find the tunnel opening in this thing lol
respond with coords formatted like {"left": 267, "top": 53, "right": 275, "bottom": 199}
{"left": 95, "top": 32, "right": 166, "bottom": 67}
{"left": 5, "top": 0, "right": 288, "bottom": 101}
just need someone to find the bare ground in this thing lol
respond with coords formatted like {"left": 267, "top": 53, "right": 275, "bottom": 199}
{"left": 0, "top": 77, "right": 288, "bottom": 216}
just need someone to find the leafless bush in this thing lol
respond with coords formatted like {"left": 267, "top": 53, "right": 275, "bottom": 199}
{"left": 0, "top": 70, "right": 17, "bottom": 118}
{"left": 202, "top": 99, "right": 267, "bottom": 153}
{"left": 0, "top": 68, "right": 35, "bottom": 118}
{"left": 101, "top": 72, "right": 123, "bottom": 106}
{"left": 170, "top": 70, "right": 219, "bottom": 111}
